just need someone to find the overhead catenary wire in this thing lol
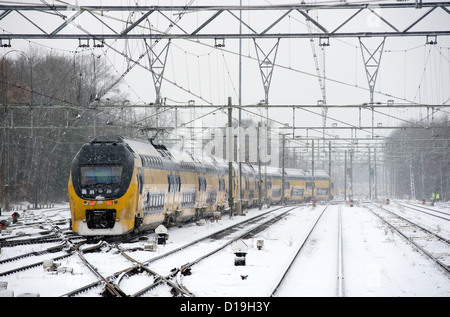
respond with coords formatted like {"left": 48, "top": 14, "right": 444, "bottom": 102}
{"left": 1, "top": 1, "right": 449, "bottom": 136}
{"left": 2, "top": 1, "right": 440, "bottom": 109}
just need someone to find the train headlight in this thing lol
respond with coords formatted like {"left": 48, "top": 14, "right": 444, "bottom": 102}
{"left": 106, "top": 201, "right": 112, "bottom": 206}
{"left": 89, "top": 201, "right": 96, "bottom": 206}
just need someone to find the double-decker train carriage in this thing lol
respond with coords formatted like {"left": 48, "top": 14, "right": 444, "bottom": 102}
{"left": 283, "top": 168, "right": 308, "bottom": 203}
{"left": 68, "top": 135, "right": 333, "bottom": 237}
{"left": 313, "top": 170, "right": 334, "bottom": 201}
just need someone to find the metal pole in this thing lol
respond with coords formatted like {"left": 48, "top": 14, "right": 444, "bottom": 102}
{"left": 238, "top": 0, "right": 242, "bottom": 212}
{"left": 368, "top": 147, "right": 372, "bottom": 200}
{"left": 328, "top": 141, "right": 332, "bottom": 200}
{"left": 350, "top": 150, "right": 353, "bottom": 198}
{"left": 258, "top": 122, "right": 262, "bottom": 210}
{"left": 282, "top": 133, "right": 285, "bottom": 205}
{"left": 311, "top": 139, "right": 315, "bottom": 201}
{"left": 228, "top": 97, "right": 234, "bottom": 217}
{"left": 33, "top": 137, "right": 40, "bottom": 209}
{"left": 374, "top": 148, "right": 378, "bottom": 200}
{"left": 344, "top": 150, "right": 347, "bottom": 201}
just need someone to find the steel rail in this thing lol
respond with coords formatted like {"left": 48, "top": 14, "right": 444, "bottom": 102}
{"left": 0, "top": 252, "right": 72, "bottom": 277}
{"left": 389, "top": 203, "right": 450, "bottom": 243}
{"left": 132, "top": 205, "right": 298, "bottom": 297}
{"left": 337, "top": 204, "right": 344, "bottom": 297}
{"left": 368, "top": 205, "right": 450, "bottom": 275}
{"left": 269, "top": 204, "right": 330, "bottom": 296}
{"left": 115, "top": 244, "right": 192, "bottom": 297}
{"left": 398, "top": 202, "right": 450, "bottom": 222}
{"left": 74, "top": 247, "right": 127, "bottom": 297}
{"left": 61, "top": 205, "right": 289, "bottom": 297}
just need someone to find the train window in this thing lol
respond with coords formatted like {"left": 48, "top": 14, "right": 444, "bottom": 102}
{"left": 144, "top": 192, "right": 165, "bottom": 212}
{"left": 80, "top": 166, "right": 122, "bottom": 186}
{"left": 168, "top": 175, "right": 173, "bottom": 193}
{"left": 206, "top": 191, "right": 217, "bottom": 205}
{"left": 140, "top": 155, "right": 146, "bottom": 167}
{"left": 181, "top": 191, "right": 196, "bottom": 207}
{"left": 198, "top": 177, "right": 207, "bottom": 192}
{"left": 178, "top": 176, "right": 181, "bottom": 191}
{"left": 218, "top": 178, "right": 225, "bottom": 191}
{"left": 291, "top": 188, "right": 304, "bottom": 196}
{"left": 168, "top": 175, "right": 181, "bottom": 193}
{"left": 181, "top": 162, "right": 195, "bottom": 171}
{"left": 283, "top": 181, "right": 290, "bottom": 190}
{"left": 272, "top": 188, "right": 281, "bottom": 197}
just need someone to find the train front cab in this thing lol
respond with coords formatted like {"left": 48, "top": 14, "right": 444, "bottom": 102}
{"left": 68, "top": 137, "right": 141, "bottom": 236}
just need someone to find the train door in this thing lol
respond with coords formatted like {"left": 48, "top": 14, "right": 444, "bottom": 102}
{"left": 304, "top": 177, "right": 313, "bottom": 202}
{"left": 197, "top": 175, "right": 207, "bottom": 210}
{"left": 168, "top": 174, "right": 180, "bottom": 212}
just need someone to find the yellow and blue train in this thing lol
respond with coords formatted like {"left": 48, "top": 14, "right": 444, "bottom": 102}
{"left": 68, "top": 135, "right": 333, "bottom": 236}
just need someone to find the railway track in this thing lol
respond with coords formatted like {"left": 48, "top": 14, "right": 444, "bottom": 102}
{"left": 368, "top": 204, "right": 450, "bottom": 275}
{"left": 2, "top": 202, "right": 449, "bottom": 297}
{"left": 269, "top": 204, "right": 346, "bottom": 297}
{"left": 46, "top": 207, "right": 295, "bottom": 297}
{"left": 0, "top": 207, "right": 83, "bottom": 279}
{"left": 395, "top": 202, "right": 450, "bottom": 222}
{"left": 119, "top": 205, "right": 298, "bottom": 297}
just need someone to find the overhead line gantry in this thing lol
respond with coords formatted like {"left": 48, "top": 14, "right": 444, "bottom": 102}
{"left": 0, "top": 2, "right": 449, "bottom": 41}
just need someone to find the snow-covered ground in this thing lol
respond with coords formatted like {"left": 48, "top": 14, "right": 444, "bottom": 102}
{"left": 0, "top": 201, "right": 449, "bottom": 297}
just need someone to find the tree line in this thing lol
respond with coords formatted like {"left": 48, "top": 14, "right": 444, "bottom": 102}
{"left": 0, "top": 48, "right": 167, "bottom": 207}
{"left": 383, "top": 114, "right": 450, "bottom": 201}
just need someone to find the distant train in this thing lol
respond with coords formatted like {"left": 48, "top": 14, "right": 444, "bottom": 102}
{"left": 68, "top": 135, "right": 333, "bottom": 236}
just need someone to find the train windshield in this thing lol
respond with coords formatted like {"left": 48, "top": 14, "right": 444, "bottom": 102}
{"left": 80, "top": 166, "right": 123, "bottom": 185}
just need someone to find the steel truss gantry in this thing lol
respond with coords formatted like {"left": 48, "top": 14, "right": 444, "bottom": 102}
{"left": 0, "top": 2, "right": 449, "bottom": 42}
